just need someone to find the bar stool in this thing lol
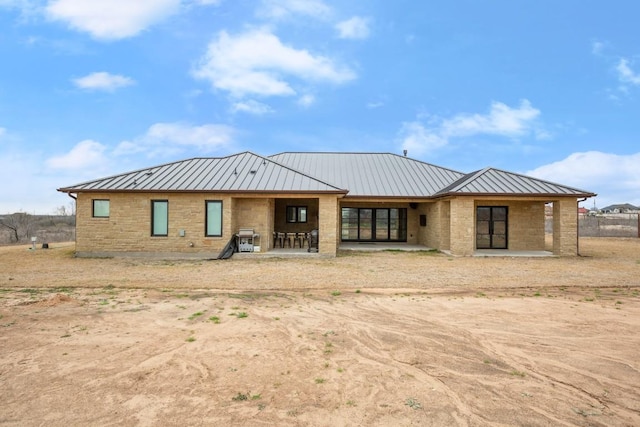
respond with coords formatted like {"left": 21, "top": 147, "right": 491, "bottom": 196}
{"left": 283, "top": 232, "right": 292, "bottom": 248}
{"left": 274, "top": 232, "right": 284, "bottom": 248}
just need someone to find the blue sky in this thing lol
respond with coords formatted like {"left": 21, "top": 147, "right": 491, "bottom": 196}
{"left": 1, "top": 0, "right": 639, "bottom": 214}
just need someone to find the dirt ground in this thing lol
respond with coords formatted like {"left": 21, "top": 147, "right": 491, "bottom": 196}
{"left": 1, "top": 238, "right": 639, "bottom": 426}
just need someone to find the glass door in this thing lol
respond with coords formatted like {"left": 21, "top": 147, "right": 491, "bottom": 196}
{"left": 476, "top": 206, "right": 508, "bottom": 249}
{"left": 359, "top": 209, "right": 373, "bottom": 240}
{"left": 341, "top": 207, "right": 407, "bottom": 242}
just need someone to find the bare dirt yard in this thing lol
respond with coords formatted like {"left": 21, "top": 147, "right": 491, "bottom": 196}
{"left": 1, "top": 238, "right": 639, "bottom": 426}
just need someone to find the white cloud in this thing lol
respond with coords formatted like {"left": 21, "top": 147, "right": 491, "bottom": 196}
{"left": 591, "top": 41, "right": 605, "bottom": 56}
{"left": 442, "top": 100, "right": 540, "bottom": 138}
{"left": 336, "top": 16, "right": 371, "bottom": 40}
{"left": 257, "top": 0, "right": 331, "bottom": 20}
{"left": 399, "top": 100, "right": 543, "bottom": 155}
{"left": 398, "top": 121, "right": 447, "bottom": 156}
{"left": 192, "top": 28, "right": 356, "bottom": 98}
{"left": 72, "top": 72, "right": 135, "bottom": 92}
{"left": 231, "top": 99, "right": 274, "bottom": 115}
{"left": 45, "top": 0, "right": 181, "bottom": 40}
{"left": 616, "top": 58, "right": 640, "bottom": 86}
{"left": 527, "top": 151, "right": 640, "bottom": 208}
{"left": 114, "top": 122, "right": 235, "bottom": 158}
{"left": 46, "top": 139, "right": 108, "bottom": 170}
{"left": 297, "top": 94, "right": 315, "bottom": 107}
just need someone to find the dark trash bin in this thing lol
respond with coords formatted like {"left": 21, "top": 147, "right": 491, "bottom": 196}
{"left": 307, "top": 229, "right": 319, "bottom": 252}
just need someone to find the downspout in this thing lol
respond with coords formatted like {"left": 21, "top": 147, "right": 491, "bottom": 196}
{"left": 66, "top": 193, "right": 78, "bottom": 245}
{"left": 577, "top": 197, "right": 587, "bottom": 256}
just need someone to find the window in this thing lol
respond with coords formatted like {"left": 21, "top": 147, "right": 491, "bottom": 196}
{"left": 286, "top": 206, "right": 307, "bottom": 223}
{"left": 92, "top": 199, "right": 110, "bottom": 218}
{"left": 205, "top": 200, "right": 223, "bottom": 237}
{"left": 151, "top": 200, "right": 168, "bottom": 236}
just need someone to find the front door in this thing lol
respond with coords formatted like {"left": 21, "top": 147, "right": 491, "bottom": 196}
{"left": 476, "top": 206, "right": 508, "bottom": 249}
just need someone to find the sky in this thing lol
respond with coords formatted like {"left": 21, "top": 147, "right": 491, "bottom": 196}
{"left": 1, "top": 0, "right": 639, "bottom": 214}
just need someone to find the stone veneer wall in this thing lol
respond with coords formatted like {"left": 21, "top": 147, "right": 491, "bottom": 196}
{"left": 552, "top": 198, "right": 578, "bottom": 256}
{"left": 475, "top": 200, "right": 546, "bottom": 251}
{"left": 318, "top": 195, "right": 340, "bottom": 255}
{"left": 75, "top": 192, "right": 338, "bottom": 257}
{"left": 449, "top": 198, "right": 476, "bottom": 255}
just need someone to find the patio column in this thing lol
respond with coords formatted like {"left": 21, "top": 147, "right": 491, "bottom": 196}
{"left": 318, "top": 195, "right": 339, "bottom": 256}
{"left": 449, "top": 197, "right": 475, "bottom": 256}
{"left": 552, "top": 198, "right": 578, "bottom": 256}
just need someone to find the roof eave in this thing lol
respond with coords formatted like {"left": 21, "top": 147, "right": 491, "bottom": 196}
{"left": 57, "top": 188, "right": 349, "bottom": 195}
{"left": 433, "top": 191, "right": 597, "bottom": 199}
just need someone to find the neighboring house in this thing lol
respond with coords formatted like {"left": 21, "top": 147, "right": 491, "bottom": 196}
{"left": 57, "top": 152, "right": 596, "bottom": 257}
{"left": 601, "top": 203, "right": 639, "bottom": 214}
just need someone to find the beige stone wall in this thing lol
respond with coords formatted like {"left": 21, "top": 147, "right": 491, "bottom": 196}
{"left": 420, "top": 201, "right": 447, "bottom": 250}
{"left": 552, "top": 198, "right": 578, "bottom": 256}
{"left": 474, "top": 200, "right": 546, "bottom": 251}
{"left": 75, "top": 191, "right": 575, "bottom": 257}
{"left": 318, "top": 195, "right": 340, "bottom": 255}
{"left": 76, "top": 192, "right": 233, "bottom": 256}
{"left": 75, "top": 192, "right": 338, "bottom": 257}
{"left": 449, "top": 198, "right": 475, "bottom": 255}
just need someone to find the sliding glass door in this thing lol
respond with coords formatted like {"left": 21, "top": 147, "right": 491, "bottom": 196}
{"left": 341, "top": 207, "right": 407, "bottom": 242}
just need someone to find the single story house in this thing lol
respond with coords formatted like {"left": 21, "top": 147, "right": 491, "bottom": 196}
{"left": 58, "top": 151, "right": 595, "bottom": 257}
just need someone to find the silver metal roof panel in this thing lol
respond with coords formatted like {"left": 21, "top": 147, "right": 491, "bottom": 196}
{"left": 269, "top": 152, "right": 465, "bottom": 197}
{"left": 435, "top": 167, "right": 596, "bottom": 197}
{"left": 58, "top": 152, "right": 346, "bottom": 194}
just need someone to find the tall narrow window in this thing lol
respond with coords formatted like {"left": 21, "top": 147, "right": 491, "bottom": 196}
{"left": 151, "top": 200, "right": 168, "bottom": 236}
{"left": 286, "top": 206, "right": 307, "bottom": 223}
{"left": 92, "top": 199, "right": 110, "bottom": 218}
{"left": 205, "top": 200, "right": 223, "bottom": 237}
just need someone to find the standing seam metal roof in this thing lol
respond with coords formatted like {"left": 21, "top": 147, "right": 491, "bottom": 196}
{"left": 435, "top": 167, "right": 596, "bottom": 197}
{"left": 268, "top": 152, "right": 465, "bottom": 197}
{"left": 57, "top": 152, "right": 347, "bottom": 193}
{"left": 58, "top": 152, "right": 596, "bottom": 198}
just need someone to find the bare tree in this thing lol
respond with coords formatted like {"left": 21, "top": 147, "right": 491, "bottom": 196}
{"left": 0, "top": 212, "right": 35, "bottom": 243}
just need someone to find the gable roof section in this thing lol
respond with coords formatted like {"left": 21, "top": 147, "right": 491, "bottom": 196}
{"left": 435, "top": 167, "right": 596, "bottom": 197}
{"left": 58, "top": 152, "right": 346, "bottom": 194}
{"left": 269, "top": 152, "right": 465, "bottom": 197}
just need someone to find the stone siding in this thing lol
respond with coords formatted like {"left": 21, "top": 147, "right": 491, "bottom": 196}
{"left": 475, "top": 200, "right": 546, "bottom": 251}
{"left": 75, "top": 192, "right": 340, "bottom": 257}
{"left": 552, "top": 198, "right": 578, "bottom": 256}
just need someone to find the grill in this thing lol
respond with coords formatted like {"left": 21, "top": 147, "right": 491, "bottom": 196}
{"left": 236, "top": 228, "right": 259, "bottom": 252}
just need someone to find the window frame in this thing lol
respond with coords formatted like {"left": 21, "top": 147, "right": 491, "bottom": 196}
{"left": 92, "top": 199, "right": 110, "bottom": 218}
{"left": 286, "top": 206, "right": 308, "bottom": 223}
{"left": 151, "top": 200, "right": 169, "bottom": 237}
{"left": 205, "top": 200, "right": 223, "bottom": 237}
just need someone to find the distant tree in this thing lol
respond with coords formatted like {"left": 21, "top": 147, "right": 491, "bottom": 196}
{"left": 0, "top": 212, "right": 35, "bottom": 243}
{"left": 54, "top": 202, "right": 76, "bottom": 216}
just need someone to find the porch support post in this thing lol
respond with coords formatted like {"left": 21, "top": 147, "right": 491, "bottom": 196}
{"left": 318, "top": 195, "right": 339, "bottom": 256}
{"left": 449, "top": 197, "right": 475, "bottom": 256}
{"left": 552, "top": 198, "right": 578, "bottom": 256}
